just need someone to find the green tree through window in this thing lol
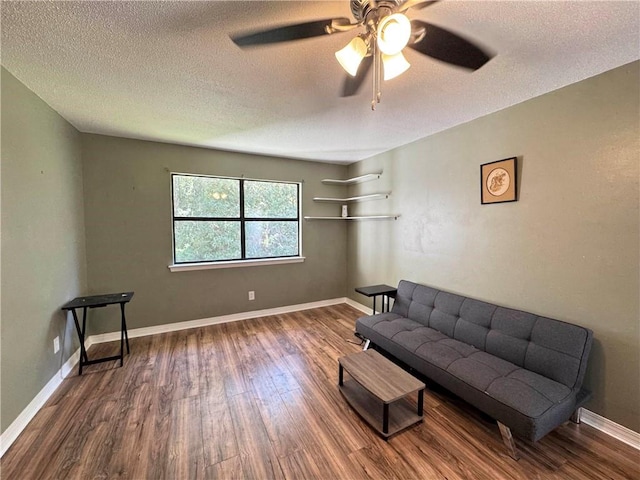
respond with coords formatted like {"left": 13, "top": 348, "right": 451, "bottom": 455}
{"left": 172, "top": 174, "right": 300, "bottom": 263}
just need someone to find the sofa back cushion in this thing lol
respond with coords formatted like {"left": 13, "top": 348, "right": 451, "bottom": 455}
{"left": 392, "top": 281, "right": 436, "bottom": 326}
{"left": 525, "top": 317, "right": 592, "bottom": 388}
{"left": 455, "top": 298, "right": 494, "bottom": 348}
{"left": 430, "top": 292, "right": 465, "bottom": 338}
{"left": 390, "top": 280, "right": 593, "bottom": 390}
{"left": 484, "top": 307, "right": 537, "bottom": 366}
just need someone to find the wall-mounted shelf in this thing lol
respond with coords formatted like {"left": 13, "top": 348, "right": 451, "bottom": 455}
{"left": 312, "top": 193, "right": 390, "bottom": 203}
{"left": 321, "top": 172, "right": 382, "bottom": 185}
{"left": 304, "top": 215, "right": 400, "bottom": 221}
{"left": 312, "top": 170, "right": 399, "bottom": 220}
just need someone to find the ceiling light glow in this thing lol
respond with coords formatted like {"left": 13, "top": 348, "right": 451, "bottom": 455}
{"left": 377, "top": 13, "right": 411, "bottom": 55}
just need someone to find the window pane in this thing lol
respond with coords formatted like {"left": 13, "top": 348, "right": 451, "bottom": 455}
{"left": 173, "top": 175, "right": 239, "bottom": 218}
{"left": 174, "top": 221, "right": 241, "bottom": 262}
{"left": 245, "top": 221, "right": 299, "bottom": 258}
{"left": 244, "top": 181, "right": 298, "bottom": 218}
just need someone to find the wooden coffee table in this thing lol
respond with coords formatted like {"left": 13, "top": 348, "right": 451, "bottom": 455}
{"left": 338, "top": 349, "right": 425, "bottom": 438}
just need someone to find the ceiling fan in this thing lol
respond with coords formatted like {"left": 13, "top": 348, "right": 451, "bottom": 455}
{"left": 231, "top": 0, "right": 494, "bottom": 110}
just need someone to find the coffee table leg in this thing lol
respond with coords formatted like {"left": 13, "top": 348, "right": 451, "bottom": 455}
{"left": 383, "top": 403, "right": 389, "bottom": 434}
{"left": 418, "top": 389, "right": 424, "bottom": 416}
{"left": 338, "top": 363, "right": 344, "bottom": 386}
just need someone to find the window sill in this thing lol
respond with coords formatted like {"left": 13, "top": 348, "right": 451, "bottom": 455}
{"left": 168, "top": 256, "right": 306, "bottom": 272}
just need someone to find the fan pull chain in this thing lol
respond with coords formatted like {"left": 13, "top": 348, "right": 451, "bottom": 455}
{"left": 371, "top": 40, "right": 377, "bottom": 110}
{"left": 371, "top": 37, "right": 382, "bottom": 110}
{"left": 377, "top": 48, "right": 382, "bottom": 104}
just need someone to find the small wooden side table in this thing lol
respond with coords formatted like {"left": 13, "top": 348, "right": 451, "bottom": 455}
{"left": 61, "top": 292, "right": 133, "bottom": 375}
{"left": 355, "top": 284, "right": 397, "bottom": 314}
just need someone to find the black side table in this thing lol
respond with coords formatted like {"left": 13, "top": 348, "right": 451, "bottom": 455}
{"left": 61, "top": 292, "right": 133, "bottom": 375}
{"left": 355, "top": 284, "right": 397, "bottom": 315}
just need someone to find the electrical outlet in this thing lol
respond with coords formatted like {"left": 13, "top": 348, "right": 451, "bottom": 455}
{"left": 53, "top": 336, "right": 60, "bottom": 354}
{"left": 248, "top": 291, "right": 255, "bottom": 301}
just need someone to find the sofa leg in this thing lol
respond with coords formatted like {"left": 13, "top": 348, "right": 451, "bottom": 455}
{"left": 363, "top": 339, "right": 370, "bottom": 351}
{"left": 497, "top": 422, "right": 520, "bottom": 460}
{"left": 570, "top": 407, "right": 582, "bottom": 424}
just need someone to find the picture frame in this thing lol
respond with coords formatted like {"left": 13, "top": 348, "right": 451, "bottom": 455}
{"left": 481, "top": 157, "right": 518, "bottom": 204}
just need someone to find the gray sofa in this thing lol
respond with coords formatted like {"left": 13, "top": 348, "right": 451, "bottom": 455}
{"left": 355, "top": 280, "right": 593, "bottom": 458}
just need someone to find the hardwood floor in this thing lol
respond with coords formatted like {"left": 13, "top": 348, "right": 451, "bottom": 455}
{"left": 2, "top": 304, "right": 638, "bottom": 479}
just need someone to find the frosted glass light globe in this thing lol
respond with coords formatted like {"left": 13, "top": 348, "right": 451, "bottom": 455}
{"left": 335, "top": 36, "right": 368, "bottom": 77}
{"left": 377, "top": 13, "right": 411, "bottom": 55}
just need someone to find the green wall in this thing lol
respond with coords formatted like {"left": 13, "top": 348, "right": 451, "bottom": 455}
{"left": 80, "top": 134, "right": 349, "bottom": 334}
{"left": 346, "top": 61, "right": 640, "bottom": 432}
{"left": 1, "top": 68, "right": 87, "bottom": 431}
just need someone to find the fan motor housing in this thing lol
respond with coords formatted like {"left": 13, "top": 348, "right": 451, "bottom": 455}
{"left": 350, "top": 0, "right": 403, "bottom": 22}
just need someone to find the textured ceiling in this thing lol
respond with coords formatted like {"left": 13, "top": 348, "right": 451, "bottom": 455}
{"left": 1, "top": 1, "right": 639, "bottom": 164}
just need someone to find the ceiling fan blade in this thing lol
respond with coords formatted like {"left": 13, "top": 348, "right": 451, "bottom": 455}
{"left": 408, "top": 20, "right": 493, "bottom": 70}
{"left": 399, "top": 0, "right": 441, "bottom": 12}
{"left": 231, "top": 18, "right": 352, "bottom": 46}
{"left": 341, "top": 55, "right": 373, "bottom": 97}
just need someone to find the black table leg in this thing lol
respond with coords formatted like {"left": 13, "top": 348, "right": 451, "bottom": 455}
{"left": 119, "top": 314, "right": 124, "bottom": 367}
{"left": 383, "top": 294, "right": 393, "bottom": 313}
{"left": 383, "top": 403, "right": 389, "bottom": 434}
{"left": 418, "top": 389, "right": 424, "bottom": 416}
{"left": 71, "top": 308, "right": 86, "bottom": 375}
{"left": 80, "top": 307, "right": 89, "bottom": 374}
{"left": 120, "top": 302, "right": 130, "bottom": 354}
{"left": 339, "top": 363, "right": 344, "bottom": 386}
{"left": 81, "top": 307, "right": 89, "bottom": 363}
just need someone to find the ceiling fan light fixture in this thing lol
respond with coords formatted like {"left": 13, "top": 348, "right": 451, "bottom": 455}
{"left": 377, "top": 13, "right": 411, "bottom": 55}
{"left": 335, "top": 35, "right": 368, "bottom": 76}
{"left": 382, "top": 51, "right": 411, "bottom": 80}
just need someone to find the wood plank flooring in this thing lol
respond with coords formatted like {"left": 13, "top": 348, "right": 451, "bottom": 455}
{"left": 2, "top": 304, "right": 638, "bottom": 479}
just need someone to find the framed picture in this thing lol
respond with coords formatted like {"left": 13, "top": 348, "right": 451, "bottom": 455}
{"left": 481, "top": 157, "right": 517, "bottom": 204}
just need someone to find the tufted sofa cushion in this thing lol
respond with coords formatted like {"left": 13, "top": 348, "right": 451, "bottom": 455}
{"left": 389, "top": 280, "right": 591, "bottom": 390}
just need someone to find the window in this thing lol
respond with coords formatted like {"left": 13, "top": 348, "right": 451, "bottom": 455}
{"left": 171, "top": 173, "right": 301, "bottom": 264}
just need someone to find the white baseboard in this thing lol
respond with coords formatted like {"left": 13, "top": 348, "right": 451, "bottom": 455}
{"left": 581, "top": 408, "right": 640, "bottom": 450}
{"left": 0, "top": 371, "right": 62, "bottom": 457}
{"left": 2, "top": 298, "right": 638, "bottom": 458}
{"left": 0, "top": 341, "right": 72, "bottom": 456}
{"left": 0, "top": 339, "right": 92, "bottom": 457}
{"left": 88, "top": 297, "right": 348, "bottom": 343}
{"left": 344, "top": 297, "right": 371, "bottom": 314}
